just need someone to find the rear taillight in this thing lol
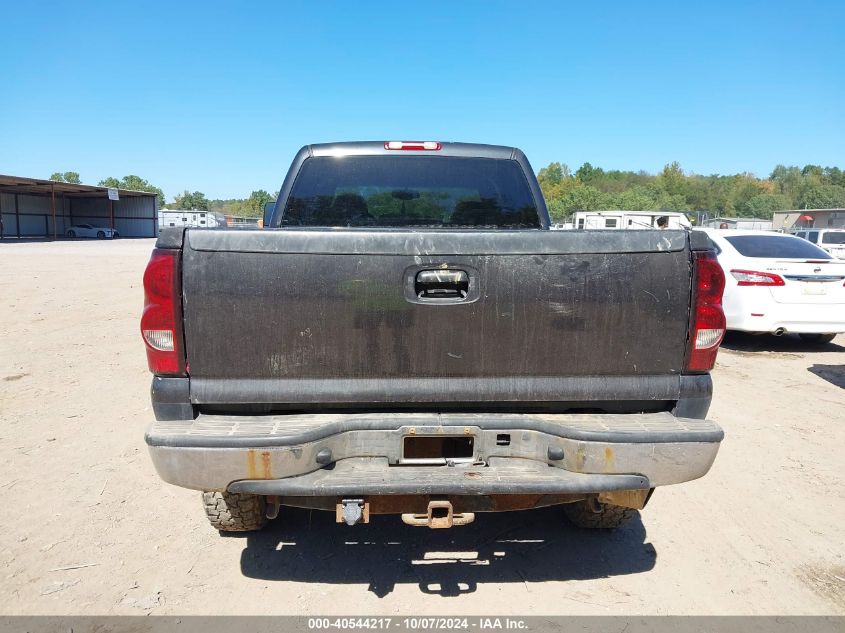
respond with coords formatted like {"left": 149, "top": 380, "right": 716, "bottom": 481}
{"left": 730, "top": 269, "right": 785, "bottom": 286}
{"left": 686, "top": 251, "right": 726, "bottom": 372}
{"left": 384, "top": 141, "right": 441, "bottom": 151}
{"left": 141, "top": 248, "right": 185, "bottom": 375}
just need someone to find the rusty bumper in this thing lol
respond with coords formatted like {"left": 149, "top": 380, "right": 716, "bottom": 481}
{"left": 145, "top": 411, "right": 723, "bottom": 493}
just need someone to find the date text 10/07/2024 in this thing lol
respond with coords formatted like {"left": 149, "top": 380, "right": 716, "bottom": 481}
{"left": 307, "top": 618, "right": 529, "bottom": 630}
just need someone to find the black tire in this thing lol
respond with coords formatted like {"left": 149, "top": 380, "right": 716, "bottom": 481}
{"left": 202, "top": 491, "right": 267, "bottom": 532}
{"left": 799, "top": 333, "right": 836, "bottom": 344}
{"left": 112, "top": 232, "right": 120, "bottom": 238}
{"left": 67, "top": 230, "right": 76, "bottom": 238}
{"left": 96, "top": 231, "right": 105, "bottom": 239}
{"left": 563, "top": 498, "right": 637, "bottom": 529}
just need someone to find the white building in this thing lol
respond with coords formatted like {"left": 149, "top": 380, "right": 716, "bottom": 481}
{"left": 771, "top": 209, "right": 845, "bottom": 231}
{"left": 701, "top": 217, "right": 773, "bottom": 230}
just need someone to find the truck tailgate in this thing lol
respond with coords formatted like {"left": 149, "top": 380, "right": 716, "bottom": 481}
{"left": 181, "top": 228, "right": 692, "bottom": 407}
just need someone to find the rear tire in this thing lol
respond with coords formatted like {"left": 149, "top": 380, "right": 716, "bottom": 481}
{"left": 67, "top": 230, "right": 76, "bottom": 238}
{"left": 563, "top": 498, "right": 637, "bottom": 529}
{"left": 799, "top": 333, "right": 837, "bottom": 344}
{"left": 202, "top": 491, "right": 267, "bottom": 532}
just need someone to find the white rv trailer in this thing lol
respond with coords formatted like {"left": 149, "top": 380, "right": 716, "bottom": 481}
{"left": 158, "top": 209, "right": 227, "bottom": 231}
{"left": 572, "top": 211, "right": 692, "bottom": 230}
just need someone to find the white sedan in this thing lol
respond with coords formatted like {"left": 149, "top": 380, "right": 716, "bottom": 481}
{"left": 66, "top": 224, "right": 119, "bottom": 239}
{"left": 699, "top": 229, "right": 845, "bottom": 343}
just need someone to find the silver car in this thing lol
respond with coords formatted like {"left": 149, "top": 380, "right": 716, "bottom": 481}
{"left": 66, "top": 224, "right": 119, "bottom": 239}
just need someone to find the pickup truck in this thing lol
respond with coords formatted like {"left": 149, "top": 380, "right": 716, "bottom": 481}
{"left": 142, "top": 141, "right": 726, "bottom": 532}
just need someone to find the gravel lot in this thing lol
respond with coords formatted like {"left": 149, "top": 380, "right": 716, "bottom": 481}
{"left": 1, "top": 238, "right": 843, "bottom": 615}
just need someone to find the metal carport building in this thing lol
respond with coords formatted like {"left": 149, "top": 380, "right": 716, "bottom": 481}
{"left": 0, "top": 174, "right": 158, "bottom": 239}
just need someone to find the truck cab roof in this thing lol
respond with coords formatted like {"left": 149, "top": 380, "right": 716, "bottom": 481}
{"left": 306, "top": 141, "right": 520, "bottom": 160}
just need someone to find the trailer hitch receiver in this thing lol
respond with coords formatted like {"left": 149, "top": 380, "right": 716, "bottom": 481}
{"left": 401, "top": 500, "right": 475, "bottom": 529}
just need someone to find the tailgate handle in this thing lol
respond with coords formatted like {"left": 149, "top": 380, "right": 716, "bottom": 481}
{"left": 415, "top": 269, "right": 469, "bottom": 300}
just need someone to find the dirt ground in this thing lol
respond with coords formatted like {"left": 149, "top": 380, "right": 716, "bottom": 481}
{"left": 1, "top": 238, "right": 843, "bottom": 615}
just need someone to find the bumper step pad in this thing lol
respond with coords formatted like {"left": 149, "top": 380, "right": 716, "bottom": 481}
{"left": 228, "top": 457, "right": 649, "bottom": 497}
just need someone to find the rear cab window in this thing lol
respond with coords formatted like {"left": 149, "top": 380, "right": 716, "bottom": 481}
{"left": 724, "top": 235, "right": 832, "bottom": 259}
{"left": 822, "top": 232, "right": 845, "bottom": 244}
{"left": 282, "top": 156, "right": 541, "bottom": 228}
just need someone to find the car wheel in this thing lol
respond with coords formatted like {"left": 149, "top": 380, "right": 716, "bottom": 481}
{"left": 799, "top": 333, "right": 837, "bottom": 344}
{"left": 67, "top": 230, "right": 76, "bottom": 238}
{"left": 563, "top": 498, "right": 637, "bottom": 529}
{"left": 96, "top": 231, "right": 105, "bottom": 239}
{"left": 112, "top": 232, "right": 120, "bottom": 238}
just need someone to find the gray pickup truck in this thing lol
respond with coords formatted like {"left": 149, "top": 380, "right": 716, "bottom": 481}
{"left": 142, "top": 141, "right": 726, "bottom": 532}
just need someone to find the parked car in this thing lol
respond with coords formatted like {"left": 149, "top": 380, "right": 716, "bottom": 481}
{"left": 66, "top": 224, "right": 119, "bottom": 239}
{"left": 141, "top": 141, "right": 726, "bottom": 534}
{"left": 700, "top": 229, "right": 845, "bottom": 343}
{"left": 791, "top": 228, "right": 845, "bottom": 260}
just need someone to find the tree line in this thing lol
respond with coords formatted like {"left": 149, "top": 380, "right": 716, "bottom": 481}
{"left": 165, "top": 190, "right": 275, "bottom": 218}
{"left": 50, "top": 161, "right": 845, "bottom": 223}
{"left": 538, "top": 162, "right": 845, "bottom": 222}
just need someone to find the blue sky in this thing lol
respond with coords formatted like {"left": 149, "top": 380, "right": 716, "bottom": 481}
{"left": 1, "top": 1, "right": 843, "bottom": 200}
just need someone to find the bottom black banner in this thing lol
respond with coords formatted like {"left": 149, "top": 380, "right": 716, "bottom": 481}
{"left": 0, "top": 616, "right": 842, "bottom": 633}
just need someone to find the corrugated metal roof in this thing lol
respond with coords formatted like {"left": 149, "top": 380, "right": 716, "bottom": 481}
{"left": 0, "top": 174, "right": 157, "bottom": 198}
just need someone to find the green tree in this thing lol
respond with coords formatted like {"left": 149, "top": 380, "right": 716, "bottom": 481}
{"left": 801, "top": 164, "right": 824, "bottom": 178}
{"left": 769, "top": 165, "right": 802, "bottom": 206}
{"left": 49, "top": 171, "right": 81, "bottom": 184}
{"left": 538, "top": 162, "right": 577, "bottom": 221}
{"left": 658, "top": 161, "right": 686, "bottom": 197}
{"left": 682, "top": 175, "right": 713, "bottom": 211}
{"left": 797, "top": 184, "right": 845, "bottom": 209}
{"left": 738, "top": 193, "right": 792, "bottom": 218}
{"left": 99, "top": 175, "right": 165, "bottom": 207}
{"left": 172, "top": 190, "right": 210, "bottom": 210}
{"left": 546, "top": 198, "right": 570, "bottom": 222}
{"left": 246, "top": 190, "right": 274, "bottom": 217}
{"left": 538, "top": 162, "right": 570, "bottom": 187}
{"left": 822, "top": 167, "right": 844, "bottom": 187}
{"left": 534, "top": 159, "right": 845, "bottom": 221}
{"left": 561, "top": 184, "right": 607, "bottom": 212}
{"left": 728, "top": 173, "right": 770, "bottom": 217}
{"left": 210, "top": 198, "right": 248, "bottom": 217}
{"left": 575, "top": 162, "right": 604, "bottom": 185}
{"left": 612, "top": 185, "right": 662, "bottom": 210}
{"left": 99, "top": 177, "right": 120, "bottom": 188}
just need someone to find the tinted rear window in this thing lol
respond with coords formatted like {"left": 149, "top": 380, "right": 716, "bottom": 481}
{"left": 725, "top": 235, "right": 832, "bottom": 259}
{"left": 282, "top": 156, "right": 540, "bottom": 228}
{"left": 822, "top": 232, "right": 845, "bottom": 244}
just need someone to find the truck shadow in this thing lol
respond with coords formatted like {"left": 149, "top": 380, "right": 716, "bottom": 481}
{"left": 236, "top": 505, "right": 656, "bottom": 597}
{"left": 808, "top": 364, "right": 845, "bottom": 389}
{"left": 720, "top": 331, "right": 843, "bottom": 353}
